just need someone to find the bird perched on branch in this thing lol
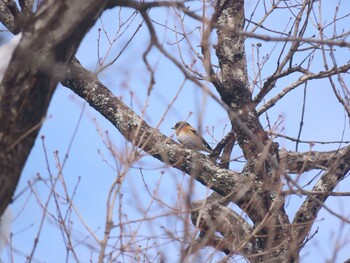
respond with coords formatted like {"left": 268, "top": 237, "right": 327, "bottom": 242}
{"left": 172, "top": 121, "right": 212, "bottom": 153}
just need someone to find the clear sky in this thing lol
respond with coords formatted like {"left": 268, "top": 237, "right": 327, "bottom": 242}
{"left": 1, "top": 1, "right": 350, "bottom": 262}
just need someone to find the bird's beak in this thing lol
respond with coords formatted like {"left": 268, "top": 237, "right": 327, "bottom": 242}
{"left": 171, "top": 127, "right": 175, "bottom": 130}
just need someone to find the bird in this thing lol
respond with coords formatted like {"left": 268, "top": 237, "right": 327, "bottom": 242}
{"left": 172, "top": 121, "right": 212, "bottom": 153}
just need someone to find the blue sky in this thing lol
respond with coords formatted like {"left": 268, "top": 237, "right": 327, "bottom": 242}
{"left": 1, "top": 1, "right": 350, "bottom": 262}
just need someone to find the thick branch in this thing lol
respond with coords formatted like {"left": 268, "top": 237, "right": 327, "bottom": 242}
{"left": 215, "top": 0, "right": 270, "bottom": 161}
{"left": 0, "top": 0, "right": 111, "bottom": 215}
{"left": 191, "top": 199, "right": 254, "bottom": 256}
{"left": 61, "top": 58, "right": 251, "bottom": 200}
{"left": 280, "top": 147, "right": 349, "bottom": 174}
{"left": 293, "top": 145, "right": 350, "bottom": 247}
{"left": 0, "top": 0, "right": 23, "bottom": 33}
{"left": 214, "top": 1, "right": 293, "bottom": 261}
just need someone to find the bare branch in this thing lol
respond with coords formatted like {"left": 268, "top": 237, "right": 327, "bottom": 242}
{"left": 284, "top": 190, "right": 350, "bottom": 197}
{"left": 293, "top": 145, "right": 350, "bottom": 246}
{"left": 61, "top": 58, "right": 251, "bottom": 201}
{"left": 257, "top": 63, "right": 350, "bottom": 115}
{"left": 280, "top": 147, "right": 350, "bottom": 174}
{"left": 241, "top": 30, "right": 350, "bottom": 48}
{"left": 190, "top": 200, "right": 253, "bottom": 256}
{"left": 0, "top": 0, "right": 112, "bottom": 215}
{"left": 0, "top": 0, "right": 23, "bottom": 33}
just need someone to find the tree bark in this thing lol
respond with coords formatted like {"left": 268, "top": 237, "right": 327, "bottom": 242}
{"left": 0, "top": 1, "right": 349, "bottom": 262}
{"left": 0, "top": 0, "right": 111, "bottom": 216}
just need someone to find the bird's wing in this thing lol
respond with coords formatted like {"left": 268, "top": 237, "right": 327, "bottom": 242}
{"left": 188, "top": 126, "right": 200, "bottom": 136}
{"left": 189, "top": 127, "right": 212, "bottom": 151}
{"left": 201, "top": 137, "right": 212, "bottom": 151}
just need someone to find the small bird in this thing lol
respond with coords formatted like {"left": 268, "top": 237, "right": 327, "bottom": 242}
{"left": 172, "top": 121, "right": 212, "bottom": 153}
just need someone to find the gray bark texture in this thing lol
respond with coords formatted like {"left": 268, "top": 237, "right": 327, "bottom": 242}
{"left": 0, "top": 0, "right": 111, "bottom": 215}
{"left": 0, "top": 0, "right": 349, "bottom": 262}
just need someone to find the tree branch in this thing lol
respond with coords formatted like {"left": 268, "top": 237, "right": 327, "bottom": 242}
{"left": 61, "top": 58, "right": 251, "bottom": 201}
{"left": 0, "top": 0, "right": 23, "bottom": 33}
{"left": 280, "top": 147, "right": 350, "bottom": 174}
{"left": 293, "top": 145, "right": 350, "bottom": 247}
{"left": 257, "top": 63, "right": 350, "bottom": 115}
{"left": 190, "top": 199, "right": 254, "bottom": 256}
{"left": 214, "top": 1, "right": 292, "bottom": 261}
{"left": 0, "top": 0, "right": 111, "bottom": 215}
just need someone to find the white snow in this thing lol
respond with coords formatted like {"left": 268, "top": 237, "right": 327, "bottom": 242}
{"left": 0, "top": 207, "right": 13, "bottom": 254}
{"left": 0, "top": 33, "right": 22, "bottom": 83}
